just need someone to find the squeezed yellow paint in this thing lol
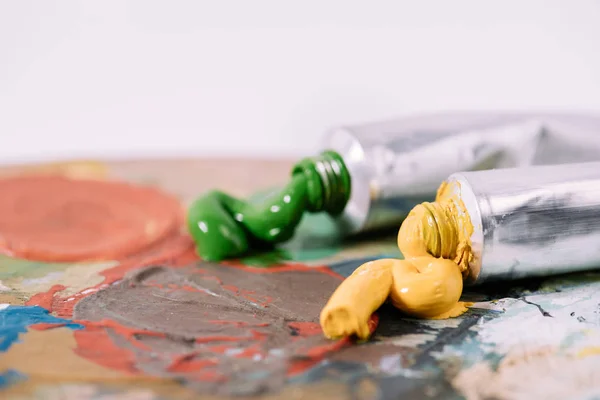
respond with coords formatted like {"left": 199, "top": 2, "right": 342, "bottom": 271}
{"left": 320, "top": 181, "right": 474, "bottom": 339}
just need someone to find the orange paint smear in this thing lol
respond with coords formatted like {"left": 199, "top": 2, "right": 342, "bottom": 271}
{"left": 166, "top": 328, "right": 268, "bottom": 377}
{"left": 167, "top": 354, "right": 226, "bottom": 383}
{"left": 26, "top": 284, "right": 65, "bottom": 312}
{"left": 0, "top": 175, "right": 184, "bottom": 262}
{"left": 207, "top": 320, "right": 270, "bottom": 328}
{"left": 288, "top": 322, "right": 323, "bottom": 337}
{"left": 222, "top": 285, "right": 274, "bottom": 307}
{"left": 168, "top": 355, "right": 219, "bottom": 373}
{"left": 73, "top": 326, "right": 139, "bottom": 374}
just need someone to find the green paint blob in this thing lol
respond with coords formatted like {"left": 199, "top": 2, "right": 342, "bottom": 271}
{"left": 186, "top": 151, "right": 351, "bottom": 262}
{"left": 236, "top": 209, "right": 346, "bottom": 266}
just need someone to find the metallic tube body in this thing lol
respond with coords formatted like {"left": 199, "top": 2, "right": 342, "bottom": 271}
{"left": 447, "top": 162, "right": 600, "bottom": 285}
{"left": 322, "top": 112, "right": 600, "bottom": 235}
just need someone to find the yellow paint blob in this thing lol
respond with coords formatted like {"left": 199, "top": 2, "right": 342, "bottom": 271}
{"left": 320, "top": 180, "right": 474, "bottom": 339}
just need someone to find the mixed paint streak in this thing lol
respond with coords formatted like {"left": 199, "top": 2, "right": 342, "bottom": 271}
{"left": 0, "top": 305, "right": 82, "bottom": 352}
{"left": 9, "top": 242, "right": 600, "bottom": 400}
{"left": 70, "top": 261, "right": 373, "bottom": 394}
{"left": 0, "top": 175, "right": 184, "bottom": 262}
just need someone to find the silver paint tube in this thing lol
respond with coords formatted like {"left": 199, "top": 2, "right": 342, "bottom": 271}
{"left": 446, "top": 162, "right": 600, "bottom": 285}
{"left": 321, "top": 112, "right": 600, "bottom": 235}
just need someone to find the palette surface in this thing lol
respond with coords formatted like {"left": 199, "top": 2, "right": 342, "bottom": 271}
{"left": 1, "top": 159, "right": 600, "bottom": 400}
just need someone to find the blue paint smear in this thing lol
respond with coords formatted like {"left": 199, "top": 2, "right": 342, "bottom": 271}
{"left": 0, "top": 305, "right": 83, "bottom": 352}
{"left": 0, "top": 370, "right": 26, "bottom": 389}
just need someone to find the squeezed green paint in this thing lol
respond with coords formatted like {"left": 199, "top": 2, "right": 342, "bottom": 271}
{"left": 236, "top": 210, "right": 345, "bottom": 266}
{"left": 187, "top": 151, "right": 351, "bottom": 262}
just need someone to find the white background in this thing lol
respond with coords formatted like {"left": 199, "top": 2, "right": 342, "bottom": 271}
{"left": 1, "top": 0, "right": 599, "bottom": 164}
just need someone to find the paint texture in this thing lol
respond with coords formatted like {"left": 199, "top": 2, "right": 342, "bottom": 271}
{"left": 398, "top": 181, "right": 473, "bottom": 275}
{"left": 71, "top": 262, "right": 375, "bottom": 395}
{"left": 321, "top": 181, "right": 473, "bottom": 339}
{"left": 0, "top": 176, "right": 183, "bottom": 262}
{"left": 186, "top": 151, "right": 350, "bottom": 261}
{"left": 5, "top": 158, "right": 600, "bottom": 399}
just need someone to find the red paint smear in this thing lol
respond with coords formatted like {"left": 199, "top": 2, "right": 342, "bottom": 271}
{"left": 221, "top": 284, "right": 238, "bottom": 293}
{"left": 194, "top": 336, "right": 249, "bottom": 344}
{"left": 100, "top": 233, "right": 195, "bottom": 287}
{"left": 208, "top": 320, "right": 270, "bottom": 328}
{"left": 26, "top": 284, "right": 65, "bottom": 312}
{"left": 194, "top": 274, "right": 222, "bottom": 284}
{"left": 73, "top": 326, "right": 139, "bottom": 374}
{"left": 180, "top": 284, "right": 201, "bottom": 292}
{"left": 0, "top": 176, "right": 184, "bottom": 262}
{"left": 287, "top": 338, "right": 350, "bottom": 377}
{"left": 167, "top": 353, "right": 226, "bottom": 383}
{"left": 240, "top": 290, "right": 273, "bottom": 307}
{"left": 144, "top": 281, "right": 205, "bottom": 294}
{"left": 234, "top": 344, "right": 263, "bottom": 359}
{"left": 288, "top": 321, "right": 323, "bottom": 337}
{"left": 194, "top": 329, "right": 268, "bottom": 344}
{"left": 168, "top": 353, "right": 218, "bottom": 373}
{"left": 287, "top": 314, "right": 379, "bottom": 377}
{"left": 45, "top": 233, "right": 375, "bottom": 383}
{"left": 29, "top": 322, "right": 66, "bottom": 330}
{"left": 194, "top": 370, "right": 227, "bottom": 383}
{"left": 79, "top": 319, "right": 167, "bottom": 351}
{"left": 206, "top": 345, "right": 231, "bottom": 353}
{"left": 72, "top": 316, "right": 184, "bottom": 375}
